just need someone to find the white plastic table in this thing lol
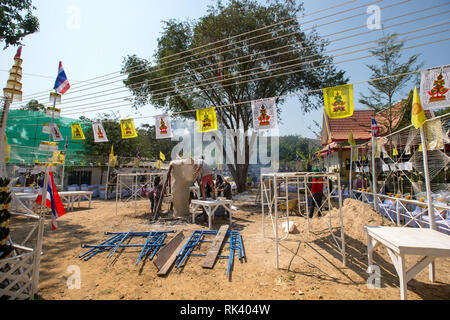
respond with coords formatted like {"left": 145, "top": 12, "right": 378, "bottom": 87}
{"left": 58, "top": 191, "right": 93, "bottom": 211}
{"left": 365, "top": 226, "right": 450, "bottom": 300}
{"left": 191, "top": 199, "right": 233, "bottom": 229}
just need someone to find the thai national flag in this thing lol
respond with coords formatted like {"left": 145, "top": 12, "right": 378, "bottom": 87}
{"left": 53, "top": 61, "right": 70, "bottom": 94}
{"left": 36, "top": 172, "right": 66, "bottom": 230}
{"left": 136, "top": 149, "right": 141, "bottom": 160}
{"left": 371, "top": 118, "right": 380, "bottom": 137}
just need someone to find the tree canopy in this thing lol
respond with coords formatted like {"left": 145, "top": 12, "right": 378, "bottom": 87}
{"left": 121, "top": 0, "right": 347, "bottom": 190}
{"left": 0, "top": 0, "right": 39, "bottom": 49}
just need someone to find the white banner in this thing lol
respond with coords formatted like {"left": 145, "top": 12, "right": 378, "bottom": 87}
{"left": 251, "top": 97, "right": 278, "bottom": 131}
{"left": 50, "top": 123, "right": 64, "bottom": 141}
{"left": 155, "top": 114, "right": 173, "bottom": 139}
{"left": 420, "top": 65, "right": 450, "bottom": 110}
{"left": 92, "top": 122, "right": 108, "bottom": 143}
{"left": 38, "top": 141, "right": 59, "bottom": 152}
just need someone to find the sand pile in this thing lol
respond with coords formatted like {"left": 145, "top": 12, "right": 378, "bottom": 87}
{"left": 333, "top": 198, "right": 395, "bottom": 241}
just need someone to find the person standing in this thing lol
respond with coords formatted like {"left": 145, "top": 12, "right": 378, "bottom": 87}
{"left": 148, "top": 176, "right": 163, "bottom": 215}
{"left": 197, "top": 156, "right": 216, "bottom": 200}
{"left": 309, "top": 168, "right": 324, "bottom": 218}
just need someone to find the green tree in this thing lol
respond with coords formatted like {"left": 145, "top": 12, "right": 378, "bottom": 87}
{"left": 20, "top": 99, "right": 45, "bottom": 111}
{"left": 121, "top": 0, "right": 347, "bottom": 191}
{"left": 358, "top": 33, "right": 423, "bottom": 135}
{"left": 0, "top": 0, "right": 39, "bottom": 49}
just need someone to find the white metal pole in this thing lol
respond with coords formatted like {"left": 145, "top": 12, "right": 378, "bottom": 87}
{"left": 349, "top": 146, "right": 353, "bottom": 198}
{"left": 337, "top": 173, "right": 346, "bottom": 267}
{"left": 261, "top": 174, "right": 265, "bottom": 237}
{"left": 104, "top": 163, "right": 110, "bottom": 200}
{"left": 371, "top": 136, "right": 378, "bottom": 212}
{"left": 274, "top": 175, "right": 279, "bottom": 269}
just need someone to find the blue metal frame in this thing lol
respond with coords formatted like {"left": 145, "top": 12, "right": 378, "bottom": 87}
{"left": 79, "top": 230, "right": 175, "bottom": 263}
{"left": 174, "top": 230, "right": 246, "bottom": 278}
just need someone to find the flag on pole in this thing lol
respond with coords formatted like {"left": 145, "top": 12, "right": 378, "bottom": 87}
{"left": 71, "top": 123, "right": 85, "bottom": 140}
{"left": 160, "top": 151, "right": 166, "bottom": 161}
{"left": 348, "top": 131, "right": 356, "bottom": 146}
{"left": 411, "top": 86, "right": 427, "bottom": 129}
{"left": 52, "top": 151, "right": 65, "bottom": 164}
{"left": 53, "top": 61, "right": 70, "bottom": 94}
{"left": 136, "top": 149, "right": 141, "bottom": 161}
{"left": 36, "top": 172, "right": 66, "bottom": 230}
{"left": 371, "top": 118, "right": 380, "bottom": 137}
{"left": 323, "top": 84, "right": 354, "bottom": 119}
{"left": 196, "top": 107, "right": 218, "bottom": 133}
{"left": 92, "top": 122, "right": 108, "bottom": 142}
{"left": 120, "top": 119, "right": 138, "bottom": 139}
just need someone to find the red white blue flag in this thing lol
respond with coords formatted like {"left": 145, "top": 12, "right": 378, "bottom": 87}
{"left": 53, "top": 61, "right": 70, "bottom": 94}
{"left": 371, "top": 118, "right": 380, "bottom": 137}
{"left": 36, "top": 171, "right": 66, "bottom": 230}
{"left": 136, "top": 149, "right": 141, "bottom": 161}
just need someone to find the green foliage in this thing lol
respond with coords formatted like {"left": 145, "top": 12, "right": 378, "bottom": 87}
{"left": 0, "top": 0, "right": 40, "bottom": 49}
{"left": 279, "top": 135, "right": 320, "bottom": 161}
{"left": 20, "top": 99, "right": 45, "bottom": 112}
{"left": 358, "top": 33, "right": 423, "bottom": 134}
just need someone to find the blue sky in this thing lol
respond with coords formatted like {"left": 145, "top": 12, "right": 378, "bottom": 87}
{"left": 1, "top": 0, "right": 449, "bottom": 139}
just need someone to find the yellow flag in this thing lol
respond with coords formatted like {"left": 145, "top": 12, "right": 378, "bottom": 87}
{"left": 348, "top": 130, "right": 356, "bottom": 146}
{"left": 159, "top": 151, "right": 165, "bottom": 161}
{"left": 392, "top": 148, "right": 399, "bottom": 156}
{"left": 196, "top": 107, "right": 218, "bottom": 132}
{"left": 411, "top": 86, "right": 427, "bottom": 129}
{"left": 323, "top": 84, "right": 354, "bottom": 119}
{"left": 5, "top": 145, "right": 10, "bottom": 163}
{"left": 418, "top": 143, "right": 423, "bottom": 152}
{"left": 52, "top": 151, "right": 65, "bottom": 164}
{"left": 120, "top": 119, "right": 138, "bottom": 139}
{"left": 156, "top": 160, "right": 162, "bottom": 169}
{"left": 71, "top": 123, "right": 85, "bottom": 140}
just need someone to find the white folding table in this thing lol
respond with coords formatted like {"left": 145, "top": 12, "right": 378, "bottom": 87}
{"left": 365, "top": 226, "right": 450, "bottom": 300}
{"left": 58, "top": 191, "right": 93, "bottom": 212}
{"left": 191, "top": 199, "right": 233, "bottom": 229}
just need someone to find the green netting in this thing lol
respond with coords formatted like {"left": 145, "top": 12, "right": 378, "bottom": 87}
{"left": 5, "top": 110, "right": 91, "bottom": 165}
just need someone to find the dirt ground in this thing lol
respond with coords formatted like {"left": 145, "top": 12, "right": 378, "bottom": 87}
{"left": 9, "top": 195, "right": 450, "bottom": 300}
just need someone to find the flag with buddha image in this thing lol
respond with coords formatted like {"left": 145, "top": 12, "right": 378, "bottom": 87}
{"left": 155, "top": 114, "right": 173, "bottom": 139}
{"left": 420, "top": 65, "right": 450, "bottom": 110}
{"left": 71, "top": 123, "right": 85, "bottom": 140}
{"left": 92, "top": 122, "right": 108, "bottom": 143}
{"left": 196, "top": 107, "right": 218, "bottom": 133}
{"left": 323, "top": 83, "right": 354, "bottom": 119}
{"left": 251, "top": 97, "right": 278, "bottom": 131}
{"left": 120, "top": 119, "right": 138, "bottom": 139}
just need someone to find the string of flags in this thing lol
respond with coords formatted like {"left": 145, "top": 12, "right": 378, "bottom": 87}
{"left": 9, "top": 45, "right": 446, "bottom": 165}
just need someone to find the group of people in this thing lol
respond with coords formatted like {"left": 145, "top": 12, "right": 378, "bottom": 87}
{"left": 144, "top": 156, "right": 233, "bottom": 215}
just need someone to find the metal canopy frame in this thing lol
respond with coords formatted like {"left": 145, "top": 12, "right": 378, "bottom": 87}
{"left": 114, "top": 172, "right": 169, "bottom": 215}
{"left": 260, "top": 172, "right": 346, "bottom": 269}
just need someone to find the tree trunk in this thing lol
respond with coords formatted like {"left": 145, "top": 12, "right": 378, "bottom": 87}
{"left": 228, "top": 163, "right": 249, "bottom": 193}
